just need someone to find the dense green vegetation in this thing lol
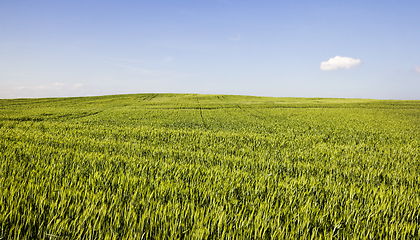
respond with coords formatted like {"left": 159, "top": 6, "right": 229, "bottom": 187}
{"left": 1, "top": 93, "right": 419, "bottom": 239}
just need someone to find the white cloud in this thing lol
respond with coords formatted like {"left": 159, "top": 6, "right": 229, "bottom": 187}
{"left": 320, "top": 56, "right": 362, "bottom": 71}
{"left": 415, "top": 65, "right": 420, "bottom": 73}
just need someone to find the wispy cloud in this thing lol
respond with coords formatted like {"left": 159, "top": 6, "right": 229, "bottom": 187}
{"left": 228, "top": 34, "right": 242, "bottom": 41}
{"left": 415, "top": 65, "right": 420, "bottom": 73}
{"left": 320, "top": 56, "right": 362, "bottom": 71}
{"left": 53, "top": 82, "right": 65, "bottom": 87}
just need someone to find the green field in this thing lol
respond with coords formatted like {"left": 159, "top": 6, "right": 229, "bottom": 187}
{"left": 1, "top": 93, "right": 419, "bottom": 239}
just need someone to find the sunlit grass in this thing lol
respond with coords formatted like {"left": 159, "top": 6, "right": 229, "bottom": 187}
{"left": 1, "top": 93, "right": 419, "bottom": 239}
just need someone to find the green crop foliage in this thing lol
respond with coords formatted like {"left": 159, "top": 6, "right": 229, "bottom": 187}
{"left": 0, "top": 93, "right": 419, "bottom": 239}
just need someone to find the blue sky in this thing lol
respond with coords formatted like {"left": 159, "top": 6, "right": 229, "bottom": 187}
{"left": 1, "top": 0, "right": 419, "bottom": 99}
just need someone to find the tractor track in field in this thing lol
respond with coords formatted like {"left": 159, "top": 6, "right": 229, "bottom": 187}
{"left": 195, "top": 95, "right": 208, "bottom": 129}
